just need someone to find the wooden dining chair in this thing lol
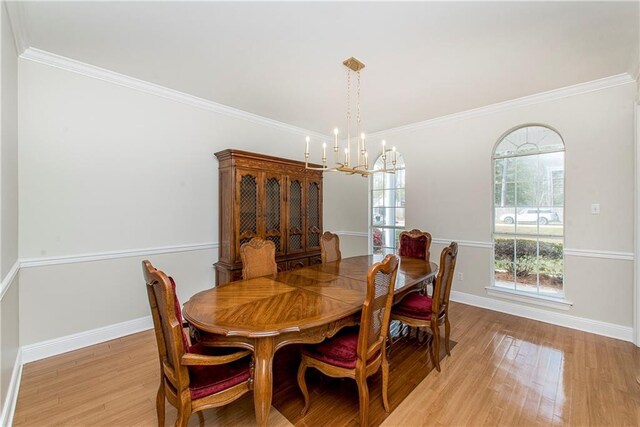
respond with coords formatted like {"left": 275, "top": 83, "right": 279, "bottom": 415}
{"left": 320, "top": 231, "right": 342, "bottom": 263}
{"left": 398, "top": 229, "right": 432, "bottom": 262}
{"left": 240, "top": 237, "right": 277, "bottom": 280}
{"left": 143, "top": 260, "right": 254, "bottom": 427}
{"left": 391, "top": 242, "right": 458, "bottom": 372}
{"left": 297, "top": 254, "right": 400, "bottom": 426}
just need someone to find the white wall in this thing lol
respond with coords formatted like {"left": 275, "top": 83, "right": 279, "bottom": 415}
{"left": 374, "top": 83, "right": 635, "bottom": 327}
{"left": 17, "top": 59, "right": 319, "bottom": 345}
{"left": 14, "top": 47, "right": 640, "bottom": 350}
{"left": 0, "top": 0, "right": 20, "bottom": 413}
{"left": 322, "top": 172, "right": 369, "bottom": 257}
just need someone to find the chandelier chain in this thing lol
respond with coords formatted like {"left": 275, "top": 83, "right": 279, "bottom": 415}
{"left": 356, "top": 70, "right": 361, "bottom": 130}
{"left": 346, "top": 67, "right": 351, "bottom": 122}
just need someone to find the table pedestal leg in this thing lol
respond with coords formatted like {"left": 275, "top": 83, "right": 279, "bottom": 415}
{"left": 253, "top": 337, "right": 275, "bottom": 427}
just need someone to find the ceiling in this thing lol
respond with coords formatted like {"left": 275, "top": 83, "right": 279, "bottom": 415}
{"left": 16, "top": 1, "right": 640, "bottom": 134}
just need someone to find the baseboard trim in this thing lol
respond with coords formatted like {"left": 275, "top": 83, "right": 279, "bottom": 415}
{"left": 451, "top": 290, "right": 633, "bottom": 342}
{"left": 0, "top": 348, "right": 23, "bottom": 427}
{"left": 21, "top": 316, "right": 154, "bottom": 364}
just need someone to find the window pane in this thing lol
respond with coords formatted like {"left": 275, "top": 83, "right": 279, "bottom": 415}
{"left": 494, "top": 236, "right": 515, "bottom": 289}
{"left": 395, "top": 169, "right": 406, "bottom": 188}
{"left": 395, "top": 208, "right": 405, "bottom": 227}
{"left": 372, "top": 207, "right": 384, "bottom": 225}
{"left": 539, "top": 237, "right": 563, "bottom": 295}
{"left": 372, "top": 173, "right": 384, "bottom": 190}
{"left": 514, "top": 238, "right": 538, "bottom": 292}
{"left": 372, "top": 190, "right": 384, "bottom": 208}
{"left": 495, "top": 207, "right": 516, "bottom": 233}
{"left": 372, "top": 227, "right": 383, "bottom": 253}
{"left": 384, "top": 171, "right": 397, "bottom": 189}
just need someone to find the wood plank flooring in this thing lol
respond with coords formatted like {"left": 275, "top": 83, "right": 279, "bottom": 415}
{"left": 14, "top": 302, "right": 640, "bottom": 426}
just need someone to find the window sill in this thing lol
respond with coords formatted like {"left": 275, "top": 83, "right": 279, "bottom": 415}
{"left": 485, "top": 286, "right": 573, "bottom": 311}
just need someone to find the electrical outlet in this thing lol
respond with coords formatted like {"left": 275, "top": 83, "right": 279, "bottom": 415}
{"left": 458, "top": 272, "right": 464, "bottom": 281}
{"left": 591, "top": 203, "right": 600, "bottom": 214}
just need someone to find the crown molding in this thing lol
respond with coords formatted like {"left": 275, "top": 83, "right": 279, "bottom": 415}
{"left": 18, "top": 45, "right": 635, "bottom": 142}
{"left": 20, "top": 47, "right": 329, "bottom": 140}
{"left": 370, "top": 73, "right": 636, "bottom": 139}
{"left": 4, "top": 1, "right": 29, "bottom": 55}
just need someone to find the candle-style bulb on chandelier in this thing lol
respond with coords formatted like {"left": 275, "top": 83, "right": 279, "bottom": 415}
{"left": 304, "top": 57, "right": 397, "bottom": 177}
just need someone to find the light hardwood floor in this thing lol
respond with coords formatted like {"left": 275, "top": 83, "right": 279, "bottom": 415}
{"left": 14, "top": 302, "right": 640, "bottom": 426}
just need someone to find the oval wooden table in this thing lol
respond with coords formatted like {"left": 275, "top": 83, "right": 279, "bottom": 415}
{"left": 183, "top": 255, "right": 437, "bottom": 427}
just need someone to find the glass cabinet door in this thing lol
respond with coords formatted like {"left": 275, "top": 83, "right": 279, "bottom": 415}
{"left": 287, "top": 177, "right": 305, "bottom": 253}
{"left": 306, "top": 178, "right": 322, "bottom": 250}
{"left": 263, "top": 173, "right": 284, "bottom": 256}
{"left": 236, "top": 170, "right": 260, "bottom": 260}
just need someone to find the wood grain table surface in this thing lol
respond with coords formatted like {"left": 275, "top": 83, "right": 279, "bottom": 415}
{"left": 183, "top": 255, "right": 437, "bottom": 427}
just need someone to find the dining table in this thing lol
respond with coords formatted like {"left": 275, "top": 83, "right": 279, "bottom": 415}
{"left": 182, "top": 254, "right": 437, "bottom": 427}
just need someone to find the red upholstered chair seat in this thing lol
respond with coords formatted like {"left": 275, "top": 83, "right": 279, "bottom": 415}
{"left": 392, "top": 293, "right": 434, "bottom": 320}
{"left": 188, "top": 354, "right": 251, "bottom": 400}
{"left": 302, "top": 328, "right": 378, "bottom": 369}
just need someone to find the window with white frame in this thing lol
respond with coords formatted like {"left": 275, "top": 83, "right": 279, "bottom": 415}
{"left": 371, "top": 152, "right": 405, "bottom": 254}
{"left": 493, "top": 125, "right": 565, "bottom": 295}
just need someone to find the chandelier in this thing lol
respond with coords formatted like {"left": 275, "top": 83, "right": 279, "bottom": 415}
{"left": 304, "top": 57, "right": 397, "bottom": 177}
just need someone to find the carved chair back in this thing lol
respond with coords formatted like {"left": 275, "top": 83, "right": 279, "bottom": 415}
{"left": 240, "top": 238, "right": 277, "bottom": 280}
{"left": 357, "top": 254, "right": 400, "bottom": 365}
{"left": 398, "top": 229, "right": 433, "bottom": 262}
{"left": 320, "top": 231, "right": 342, "bottom": 263}
{"left": 143, "top": 260, "right": 190, "bottom": 396}
{"left": 431, "top": 242, "right": 458, "bottom": 317}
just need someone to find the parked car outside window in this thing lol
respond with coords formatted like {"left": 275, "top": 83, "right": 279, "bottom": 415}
{"left": 499, "top": 208, "right": 560, "bottom": 225}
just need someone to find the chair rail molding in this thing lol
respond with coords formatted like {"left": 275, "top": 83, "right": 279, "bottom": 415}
{"left": 564, "top": 248, "right": 634, "bottom": 261}
{"left": 0, "top": 260, "right": 20, "bottom": 301}
{"left": 431, "top": 238, "right": 493, "bottom": 249}
{"left": 20, "top": 242, "right": 218, "bottom": 268}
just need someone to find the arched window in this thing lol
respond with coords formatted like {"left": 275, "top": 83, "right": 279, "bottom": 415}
{"left": 371, "top": 152, "right": 405, "bottom": 254}
{"left": 493, "top": 125, "right": 565, "bottom": 295}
